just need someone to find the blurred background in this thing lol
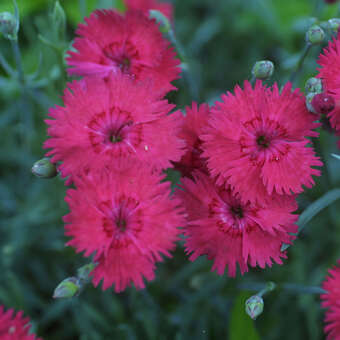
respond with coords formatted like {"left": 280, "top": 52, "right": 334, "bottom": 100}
{"left": 1, "top": 0, "right": 340, "bottom": 338}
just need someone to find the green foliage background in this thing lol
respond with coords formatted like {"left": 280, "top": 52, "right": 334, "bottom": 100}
{"left": 1, "top": 0, "right": 340, "bottom": 339}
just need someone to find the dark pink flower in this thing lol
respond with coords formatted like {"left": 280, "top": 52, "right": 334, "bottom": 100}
{"left": 173, "top": 102, "right": 210, "bottom": 177}
{"left": 44, "top": 74, "right": 185, "bottom": 182}
{"left": 311, "top": 93, "right": 335, "bottom": 115}
{"left": 0, "top": 305, "right": 42, "bottom": 340}
{"left": 177, "top": 171, "right": 298, "bottom": 276}
{"left": 201, "top": 80, "right": 322, "bottom": 203}
{"left": 317, "top": 34, "right": 340, "bottom": 131}
{"left": 321, "top": 260, "right": 340, "bottom": 339}
{"left": 64, "top": 160, "right": 185, "bottom": 292}
{"left": 67, "top": 9, "right": 180, "bottom": 96}
{"left": 125, "top": 0, "right": 173, "bottom": 21}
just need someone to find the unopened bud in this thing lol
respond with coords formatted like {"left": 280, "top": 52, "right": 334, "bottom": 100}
{"left": 325, "top": 0, "right": 338, "bottom": 4}
{"left": 149, "top": 10, "right": 171, "bottom": 33}
{"left": 52, "top": 1, "right": 66, "bottom": 40}
{"left": 306, "top": 25, "right": 325, "bottom": 45}
{"left": 251, "top": 60, "right": 274, "bottom": 80}
{"left": 311, "top": 92, "right": 335, "bottom": 114}
{"left": 0, "top": 12, "right": 18, "bottom": 41}
{"left": 245, "top": 295, "right": 264, "bottom": 320}
{"left": 32, "top": 158, "right": 57, "bottom": 179}
{"left": 53, "top": 277, "right": 80, "bottom": 299}
{"left": 328, "top": 18, "right": 340, "bottom": 33}
{"left": 305, "top": 77, "right": 322, "bottom": 94}
{"left": 306, "top": 92, "right": 318, "bottom": 114}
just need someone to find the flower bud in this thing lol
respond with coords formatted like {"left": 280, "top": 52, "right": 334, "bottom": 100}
{"left": 77, "top": 263, "right": 95, "bottom": 282}
{"left": 328, "top": 18, "right": 340, "bottom": 33}
{"left": 306, "top": 25, "right": 325, "bottom": 45}
{"left": 251, "top": 60, "right": 274, "bottom": 80}
{"left": 52, "top": 1, "right": 66, "bottom": 40}
{"left": 325, "top": 0, "right": 338, "bottom": 4}
{"left": 0, "top": 12, "right": 19, "bottom": 41}
{"left": 31, "top": 158, "right": 57, "bottom": 179}
{"left": 305, "top": 77, "right": 322, "bottom": 94}
{"left": 149, "top": 10, "right": 171, "bottom": 33}
{"left": 306, "top": 92, "right": 318, "bottom": 114}
{"left": 53, "top": 277, "right": 80, "bottom": 299}
{"left": 311, "top": 92, "right": 335, "bottom": 114}
{"left": 245, "top": 295, "right": 264, "bottom": 320}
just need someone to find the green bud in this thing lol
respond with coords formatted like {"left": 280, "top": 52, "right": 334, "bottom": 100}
{"left": 306, "top": 25, "right": 325, "bottom": 45}
{"left": 245, "top": 295, "right": 264, "bottom": 320}
{"left": 306, "top": 92, "right": 318, "bottom": 114}
{"left": 149, "top": 9, "right": 171, "bottom": 33}
{"left": 0, "top": 12, "right": 19, "bottom": 40}
{"left": 53, "top": 277, "right": 80, "bottom": 299}
{"left": 328, "top": 18, "right": 340, "bottom": 33}
{"left": 52, "top": 1, "right": 66, "bottom": 40}
{"left": 251, "top": 60, "right": 274, "bottom": 80}
{"left": 77, "top": 263, "right": 95, "bottom": 282}
{"left": 305, "top": 77, "right": 322, "bottom": 94}
{"left": 31, "top": 158, "right": 57, "bottom": 179}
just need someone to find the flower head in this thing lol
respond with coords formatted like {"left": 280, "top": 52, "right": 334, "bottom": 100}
{"left": 173, "top": 102, "right": 210, "bottom": 177}
{"left": 177, "top": 171, "right": 298, "bottom": 277}
{"left": 201, "top": 81, "right": 322, "bottom": 203}
{"left": 64, "top": 160, "right": 184, "bottom": 292}
{"left": 67, "top": 9, "right": 180, "bottom": 95}
{"left": 0, "top": 305, "right": 42, "bottom": 340}
{"left": 321, "top": 260, "right": 340, "bottom": 340}
{"left": 317, "top": 34, "right": 340, "bottom": 131}
{"left": 125, "top": 0, "right": 173, "bottom": 21}
{"left": 44, "top": 74, "right": 184, "bottom": 182}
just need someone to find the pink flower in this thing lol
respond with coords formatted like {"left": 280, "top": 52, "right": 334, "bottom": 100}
{"left": 64, "top": 160, "right": 185, "bottom": 292}
{"left": 67, "top": 9, "right": 180, "bottom": 96}
{"left": 317, "top": 34, "right": 340, "bottom": 131}
{"left": 201, "top": 80, "right": 322, "bottom": 203}
{"left": 311, "top": 93, "right": 335, "bottom": 115}
{"left": 125, "top": 0, "right": 173, "bottom": 21}
{"left": 44, "top": 74, "right": 185, "bottom": 182}
{"left": 177, "top": 171, "right": 298, "bottom": 277}
{"left": 0, "top": 305, "right": 42, "bottom": 340}
{"left": 173, "top": 102, "right": 210, "bottom": 177}
{"left": 321, "top": 260, "right": 340, "bottom": 339}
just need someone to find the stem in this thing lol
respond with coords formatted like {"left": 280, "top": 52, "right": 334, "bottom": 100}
{"left": 238, "top": 282, "right": 326, "bottom": 295}
{"left": 290, "top": 43, "right": 312, "bottom": 85}
{"left": 11, "top": 40, "right": 25, "bottom": 86}
{"left": 0, "top": 51, "right": 14, "bottom": 76}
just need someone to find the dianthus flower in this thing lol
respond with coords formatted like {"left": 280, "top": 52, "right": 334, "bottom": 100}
{"left": 177, "top": 171, "right": 298, "bottom": 277}
{"left": 67, "top": 9, "right": 180, "bottom": 95}
{"left": 173, "top": 102, "right": 210, "bottom": 177}
{"left": 321, "top": 260, "right": 340, "bottom": 340}
{"left": 64, "top": 160, "right": 185, "bottom": 292}
{"left": 0, "top": 305, "right": 42, "bottom": 340}
{"left": 317, "top": 34, "right": 340, "bottom": 131}
{"left": 44, "top": 74, "right": 184, "bottom": 182}
{"left": 125, "top": 0, "right": 173, "bottom": 21}
{"left": 201, "top": 81, "right": 322, "bottom": 203}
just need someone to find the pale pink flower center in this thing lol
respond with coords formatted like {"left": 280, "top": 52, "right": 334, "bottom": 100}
{"left": 99, "top": 197, "right": 142, "bottom": 249}
{"left": 86, "top": 108, "right": 142, "bottom": 154}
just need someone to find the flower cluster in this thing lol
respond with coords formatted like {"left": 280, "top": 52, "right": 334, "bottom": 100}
{"left": 174, "top": 81, "right": 321, "bottom": 277}
{"left": 43, "top": 0, "right": 323, "bottom": 293}
{"left": 0, "top": 305, "right": 42, "bottom": 340}
{"left": 44, "top": 1, "right": 185, "bottom": 292}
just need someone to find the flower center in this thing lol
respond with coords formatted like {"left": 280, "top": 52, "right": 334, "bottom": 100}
{"left": 256, "top": 135, "right": 270, "bottom": 148}
{"left": 231, "top": 205, "right": 244, "bottom": 218}
{"left": 87, "top": 108, "right": 142, "bottom": 154}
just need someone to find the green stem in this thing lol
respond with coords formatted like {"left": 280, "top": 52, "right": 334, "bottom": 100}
{"left": 0, "top": 51, "right": 14, "bottom": 76}
{"left": 257, "top": 281, "right": 276, "bottom": 297}
{"left": 290, "top": 43, "right": 312, "bottom": 85}
{"left": 11, "top": 39, "right": 25, "bottom": 86}
{"left": 238, "top": 282, "right": 325, "bottom": 295}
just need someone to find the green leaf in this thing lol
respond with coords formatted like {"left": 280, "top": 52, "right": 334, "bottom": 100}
{"left": 229, "top": 292, "right": 261, "bottom": 340}
{"left": 282, "top": 188, "right": 340, "bottom": 251}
